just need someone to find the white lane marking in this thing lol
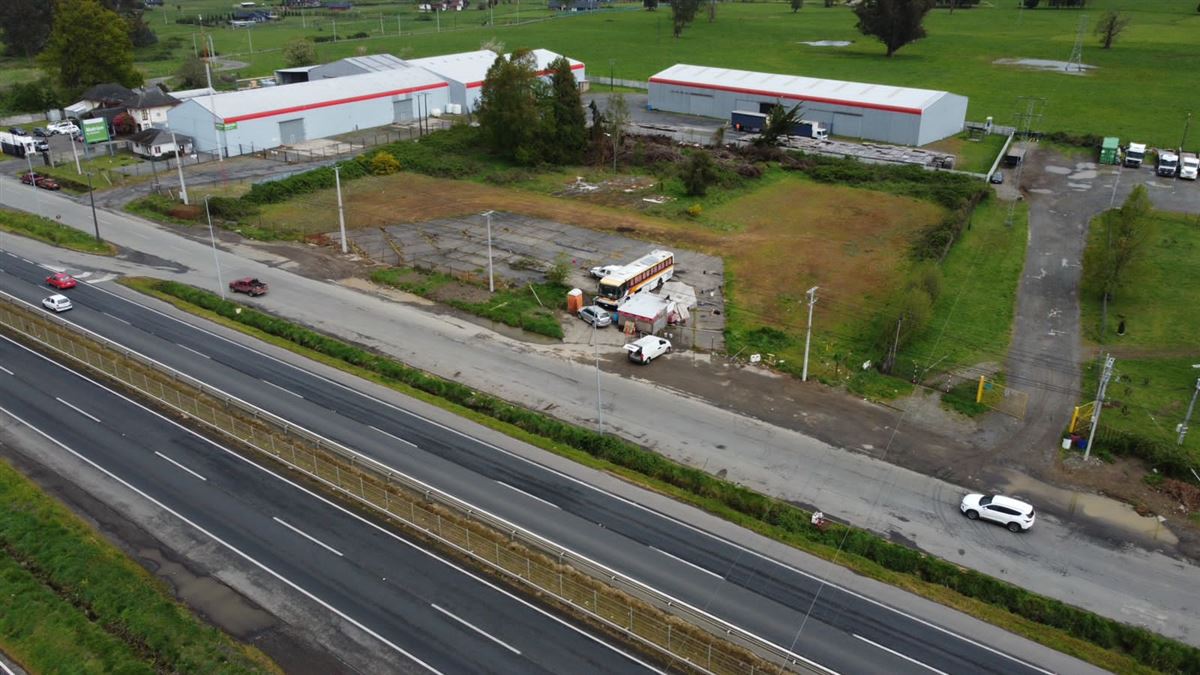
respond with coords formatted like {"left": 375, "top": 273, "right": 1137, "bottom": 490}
{"left": 496, "top": 480, "right": 560, "bottom": 510}
{"left": 854, "top": 634, "right": 949, "bottom": 675}
{"left": 74, "top": 272, "right": 92, "bottom": 279}
{"left": 431, "top": 604, "right": 521, "bottom": 656}
{"left": 369, "top": 424, "right": 417, "bottom": 448}
{"left": 0, "top": 332, "right": 664, "bottom": 674}
{"left": 0, "top": 402, "right": 442, "bottom": 675}
{"left": 273, "top": 517, "right": 344, "bottom": 557}
{"left": 154, "top": 451, "right": 207, "bottom": 481}
{"left": 0, "top": 657, "right": 14, "bottom": 675}
{"left": 102, "top": 311, "right": 131, "bottom": 325}
{"left": 650, "top": 546, "right": 722, "bottom": 580}
{"left": 262, "top": 379, "right": 303, "bottom": 398}
{"left": 87, "top": 274, "right": 116, "bottom": 284}
{"left": 56, "top": 397, "right": 100, "bottom": 423}
{"left": 0, "top": 365, "right": 12, "bottom": 375}
{"left": 177, "top": 343, "right": 211, "bottom": 359}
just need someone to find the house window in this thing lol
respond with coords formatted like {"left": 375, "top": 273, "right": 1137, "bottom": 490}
{"left": 140, "top": 109, "right": 149, "bottom": 121}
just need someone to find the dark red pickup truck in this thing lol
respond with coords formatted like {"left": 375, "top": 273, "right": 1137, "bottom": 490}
{"left": 229, "top": 277, "right": 268, "bottom": 296}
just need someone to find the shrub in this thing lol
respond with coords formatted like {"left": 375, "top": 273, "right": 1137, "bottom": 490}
{"left": 685, "top": 204, "right": 703, "bottom": 218}
{"left": 545, "top": 253, "right": 570, "bottom": 285}
{"left": 369, "top": 150, "right": 401, "bottom": 175}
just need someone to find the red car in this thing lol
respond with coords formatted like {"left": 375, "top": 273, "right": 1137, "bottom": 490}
{"left": 20, "top": 172, "right": 61, "bottom": 191}
{"left": 46, "top": 273, "right": 77, "bottom": 290}
{"left": 229, "top": 277, "right": 268, "bottom": 296}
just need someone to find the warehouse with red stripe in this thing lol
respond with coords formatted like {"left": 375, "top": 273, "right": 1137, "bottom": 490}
{"left": 648, "top": 63, "right": 968, "bottom": 147}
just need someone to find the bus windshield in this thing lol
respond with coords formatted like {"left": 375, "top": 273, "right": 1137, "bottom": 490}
{"left": 599, "top": 281, "right": 624, "bottom": 298}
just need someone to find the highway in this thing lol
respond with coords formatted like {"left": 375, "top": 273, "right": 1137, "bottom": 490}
{"left": 0, "top": 326, "right": 656, "bottom": 674}
{"left": 0, "top": 254, "right": 1060, "bottom": 674}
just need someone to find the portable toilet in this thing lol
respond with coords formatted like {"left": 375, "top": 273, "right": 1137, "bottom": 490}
{"left": 567, "top": 288, "right": 584, "bottom": 315}
{"left": 1100, "top": 137, "right": 1120, "bottom": 165}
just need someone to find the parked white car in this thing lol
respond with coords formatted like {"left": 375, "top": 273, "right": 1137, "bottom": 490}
{"left": 42, "top": 294, "right": 73, "bottom": 313}
{"left": 624, "top": 336, "right": 671, "bottom": 364}
{"left": 960, "top": 493, "right": 1035, "bottom": 532}
{"left": 590, "top": 264, "right": 621, "bottom": 279}
{"left": 47, "top": 121, "right": 80, "bottom": 136}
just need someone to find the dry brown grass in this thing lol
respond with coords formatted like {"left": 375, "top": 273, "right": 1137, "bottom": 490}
{"left": 706, "top": 178, "right": 944, "bottom": 330}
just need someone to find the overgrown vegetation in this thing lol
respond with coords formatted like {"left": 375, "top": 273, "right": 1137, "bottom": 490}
{"left": 0, "top": 208, "right": 116, "bottom": 255}
{"left": 0, "top": 458, "right": 274, "bottom": 674}
{"left": 135, "top": 278, "right": 1200, "bottom": 675}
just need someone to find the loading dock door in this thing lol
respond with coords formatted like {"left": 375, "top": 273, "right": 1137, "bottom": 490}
{"left": 687, "top": 93, "right": 713, "bottom": 116}
{"left": 278, "top": 118, "right": 305, "bottom": 145}
{"left": 393, "top": 99, "right": 414, "bottom": 123}
{"left": 832, "top": 113, "right": 862, "bottom": 138}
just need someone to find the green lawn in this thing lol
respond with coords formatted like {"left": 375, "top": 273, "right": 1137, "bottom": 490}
{"left": 1081, "top": 355, "right": 1200, "bottom": 459}
{"left": 0, "top": 208, "right": 116, "bottom": 255}
{"left": 131, "top": 0, "right": 1198, "bottom": 144}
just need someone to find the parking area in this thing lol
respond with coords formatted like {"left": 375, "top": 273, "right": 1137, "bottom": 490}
{"left": 344, "top": 211, "right": 726, "bottom": 351}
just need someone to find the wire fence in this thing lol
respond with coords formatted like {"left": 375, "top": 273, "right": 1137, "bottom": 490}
{"left": 0, "top": 293, "right": 823, "bottom": 675}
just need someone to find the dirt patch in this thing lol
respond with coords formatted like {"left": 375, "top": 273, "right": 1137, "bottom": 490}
{"left": 555, "top": 174, "right": 668, "bottom": 210}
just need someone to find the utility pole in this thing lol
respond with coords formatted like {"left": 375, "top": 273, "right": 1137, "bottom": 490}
{"left": 1066, "top": 14, "right": 1087, "bottom": 73}
{"left": 85, "top": 173, "right": 101, "bottom": 242}
{"left": 205, "top": 61, "right": 223, "bottom": 162}
{"left": 247, "top": 27, "right": 253, "bottom": 54}
{"left": 69, "top": 130, "right": 81, "bottom": 175}
{"left": 1177, "top": 367, "right": 1200, "bottom": 445}
{"left": 1084, "top": 354, "right": 1115, "bottom": 461}
{"left": 170, "top": 129, "right": 188, "bottom": 204}
{"left": 1005, "top": 96, "right": 1045, "bottom": 228}
{"left": 482, "top": 210, "right": 495, "bottom": 293}
{"left": 801, "top": 286, "right": 818, "bottom": 382}
{"left": 203, "top": 197, "right": 225, "bottom": 298}
{"left": 594, "top": 319, "right": 603, "bottom": 434}
{"left": 1182, "top": 111, "right": 1192, "bottom": 151}
{"left": 334, "top": 165, "right": 348, "bottom": 254}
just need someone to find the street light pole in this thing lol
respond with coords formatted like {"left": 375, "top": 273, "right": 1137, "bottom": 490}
{"left": 801, "top": 285, "right": 818, "bottom": 382}
{"left": 334, "top": 165, "right": 348, "bottom": 254}
{"left": 1177, "top": 367, "right": 1200, "bottom": 445}
{"left": 482, "top": 210, "right": 495, "bottom": 293}
{"left": 170, "top": 129, "right": 188, "bottom": 204}
{"left": 203, "top": 196, "right": 225, "bottom": 298}
{"left": 594, "top": 319, "right": 603, "bottom": 434}
{"left": 85, "top": 173, "right": 101, "bottom": 242}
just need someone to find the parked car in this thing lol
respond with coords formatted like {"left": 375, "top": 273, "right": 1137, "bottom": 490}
{"left": 960, "top": 493, "right": 1035, "bottom": 532}
{"left": 41, "top": 294, "right": 73, "bottom": 313}
{"left": 8, "top": 126, "right": 27, "bottom": 136}
{"left": 47, "top": 120, "right": 80, "bottom": 136}
{"left": 32, "top": 127, "right": 50, "bottom": 138}
{"left": 989, "top": 171, "right": 1004, "bottom": 185}
{"left": 624, "top": 335, "right": 671, "bottom": 364}
{"left": 579, "top": 305, "right": 612, "bottom": 328}
{"left": 590, "top": 264, "right": 621, "bottom": 279}
{"left": 20, "top": 172, "right": 61, "bottom": 190}
{"left": 229, "top": 277, "right": 268, "bottom": 296}
{"left": 46, "top": 273, "right": 77, "bottom": 290}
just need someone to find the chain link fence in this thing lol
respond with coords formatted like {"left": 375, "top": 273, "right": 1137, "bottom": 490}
{"left": 0, "top": 293, "right": 823, "bottom": 675}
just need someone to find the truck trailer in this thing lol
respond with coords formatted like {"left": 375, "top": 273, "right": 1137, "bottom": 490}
{"left": 1124, "top": 142, "right": 1146, "bottom": 168}
{"left": 729, "top": 112, "right": 828, "bottom": 140}
{"left": 0, "top": 132, "right": 37, "bottom": 158}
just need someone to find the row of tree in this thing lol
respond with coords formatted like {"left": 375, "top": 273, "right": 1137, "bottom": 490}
{"left": 476, "top": 51, "right": 588, "bottom": 165}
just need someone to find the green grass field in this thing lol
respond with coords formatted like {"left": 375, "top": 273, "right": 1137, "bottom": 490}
{"left": 127, "top": 0, "right": 1198, "bottom": 144}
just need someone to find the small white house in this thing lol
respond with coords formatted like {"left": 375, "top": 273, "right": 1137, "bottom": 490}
{"left": 126, "top": 88, "right": 181, "bottom": 132}
{"left": 129, "top": 128, "right": 193, "bottom": 159}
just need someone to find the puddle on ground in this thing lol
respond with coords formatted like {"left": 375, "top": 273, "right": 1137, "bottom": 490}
{"left": 993, "top": 58, "right": 1095, "bottom": 75}
{"left": 799, "top": 40, "right": 852, "bottom": 47}
{"left": 1000, "top": 471, "right": 1178, "bottom": 545}
{"left": 1043, "top": 165, "right": 1072, "bottom": 175}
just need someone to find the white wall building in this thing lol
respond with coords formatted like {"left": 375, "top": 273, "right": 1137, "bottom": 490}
{"left": 648, "top": 64, "right": 967, "bottom": 146}
{"left": 407, "top": 48, "right": 585, "bottom": 112}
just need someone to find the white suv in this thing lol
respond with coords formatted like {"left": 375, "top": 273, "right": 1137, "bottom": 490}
{"left": 960, "top": 493, "right": 1035, "bottom": 532}
{"left": 47, "top": 120, "right": 80, "bottom": 136}
{"left": 624, "top": 336, "right": 671, "bottom": 364}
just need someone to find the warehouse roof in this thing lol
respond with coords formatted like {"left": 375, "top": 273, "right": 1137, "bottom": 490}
{"left": 183, "top": 67, "right": 448, "bottom": 123}
{"left": 649, "top": 64, "right": 954, "bottom": 115}
{"left": 409, "top": 48, "right": 583, "bottom": 88}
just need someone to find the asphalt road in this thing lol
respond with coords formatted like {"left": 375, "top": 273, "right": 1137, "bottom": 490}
{"left": 0, "top": 331, "right": 654, "bottom": 675}
{"left": 0, "top": 258, "right": 1057, "bottom": 674}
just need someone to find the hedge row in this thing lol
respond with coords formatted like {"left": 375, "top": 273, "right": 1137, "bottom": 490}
{"left": 1095, "top": 426, "right": 1197, "bottom": 481}
{"left": 151, "top": 280, "right": 1200, "bottom": 673}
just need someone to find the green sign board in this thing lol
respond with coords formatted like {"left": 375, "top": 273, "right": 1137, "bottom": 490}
{"left": 81, "top": 118, "right": 109, "bottom": 144}
{"left": 215, "top": 121, "right": 237, "bottom": 131}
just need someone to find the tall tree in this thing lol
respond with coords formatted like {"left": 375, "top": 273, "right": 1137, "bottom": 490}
{"left": 0, "top": 0, "right": 54, "bottom": 57}
{"left": 477, "top": 49, "right": 544, "bottom": 165}
{"left": 101, "top": 0, "right": 156, "bottom": 47}
{"left": 671, "top": 0, "right": 701, "bottom": 37}
{"left": 282, "top": 38, "right": 318, "bottom": 67}
{"left": 680, "top": 150, "right": 719, "bottom": 196}
{"left": 790, "top": 0, "right": 804, "bottom": 13}
{"left": 40, "top": 0, "right": 143, "bottom": 95}
{"left": 603, "top": 92, "right": 630, "bottom": 170}
{"left": 1083, "top": 184, "right": 1156, "bottom": 319}
{"left": 1094, "top": 10, "right": 1130, "bottom": 50}
{"left": 174, "top": 55, "right": 209, "bottom": 89}
{"left": 853, "top": 0, "right": 936, "bottom": 58}
{"left": 546, "top": 57, "right": 586, "bottom": 164}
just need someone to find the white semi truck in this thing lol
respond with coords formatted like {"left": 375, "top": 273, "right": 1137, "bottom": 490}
{"left": 1157, "top": 150, "right": 1179, "bottom": 178}
{"left": 1123, "top": 142, "right": 1146, "bottom": 168}
{"left": 1179, "top": 152, "right": 1199, "bottom": 180}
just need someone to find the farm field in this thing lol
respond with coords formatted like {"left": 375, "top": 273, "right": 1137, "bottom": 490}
{"left": 126, "top": 0, "right": 1198, "bottom": 144}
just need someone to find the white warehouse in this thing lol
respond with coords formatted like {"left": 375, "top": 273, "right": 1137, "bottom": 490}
{"left": 648, "top": 64, "right": 968, "bottom": 146}
{"left": 167, "top": 65, "right": 449, "bottom": 157}
{"left": 409, "top": 48, "right": 585, "bottom": 113}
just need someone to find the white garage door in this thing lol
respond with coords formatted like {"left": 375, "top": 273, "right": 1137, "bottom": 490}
{"left": 687, "top": 92, "right": 714, "bottom": 116}
{"left": 278, "top": 118, "right": 305, "bottom": 145}
{"left": 393, "top": 99, "right": 414, "bottom": 123}
{"left": 832, "top": 113, "right": 862, "bottom": 138}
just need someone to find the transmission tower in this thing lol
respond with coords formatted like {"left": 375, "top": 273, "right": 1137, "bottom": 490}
{"left": 1066, "top": 14, "right": 1088, "bottom": 73}
{"left": 1005, "top": 96, "right": 1045, "bottom": 228}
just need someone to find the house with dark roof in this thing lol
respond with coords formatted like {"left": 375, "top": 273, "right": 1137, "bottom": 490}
{"left": 124, "top": 87, "right": 181, "bottom": 131}
{"left": 65, "top": 83, "right": 135, "bottom": 118}
{"left": 129, "top": 128, "right": 193, "bottom": 159}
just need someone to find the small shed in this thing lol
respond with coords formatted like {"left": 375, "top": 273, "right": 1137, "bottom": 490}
{"left": 1003, "top": 145, "right": 1027, "bottom": 167}
{"left": 129, "top": 128, "right": 193, "bottom": 159}
{"left": 617, "top": 293, "right": 670, "bottom": 335}
{"left": 1100, "top": 137, "right": 1120, "bottom": 165}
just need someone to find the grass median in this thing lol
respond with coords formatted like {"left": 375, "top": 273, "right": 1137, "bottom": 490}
{"left": 0, "top": 208, "right": 116, "bottom": 256}
{"left": 123, "top": 276, "right": 1198, "bottom": 674}
{"left": 0, "top": 456, "right": 276, "bottom": 674}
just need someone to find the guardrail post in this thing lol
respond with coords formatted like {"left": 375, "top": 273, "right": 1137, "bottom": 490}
{"left": 335, "top": 465, "right": 341, "bottom": 488}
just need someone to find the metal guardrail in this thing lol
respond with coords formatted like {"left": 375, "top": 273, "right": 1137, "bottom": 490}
{"left": 0, "top": 292, "right": 828, "bottom": 675}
